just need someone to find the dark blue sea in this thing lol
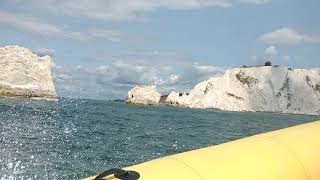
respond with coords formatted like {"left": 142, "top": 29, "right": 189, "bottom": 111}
{"left": 0, "top": 98, "right": 319, "bottom": 179}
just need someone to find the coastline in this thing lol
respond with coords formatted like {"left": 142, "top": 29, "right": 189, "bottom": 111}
{"left": 126, "top": 66, "right": 320, "bottom": 116}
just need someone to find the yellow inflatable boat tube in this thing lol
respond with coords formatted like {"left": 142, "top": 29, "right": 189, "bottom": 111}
{"left": 84, "top": 121, "right": 320, "bottom": 180}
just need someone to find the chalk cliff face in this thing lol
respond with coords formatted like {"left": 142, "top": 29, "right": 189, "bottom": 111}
{"left": 166, "top": 91, "right": 189, "bottom": 107}
{"left": 166, "top": 66, "right": 320, "bottom": 115}
{"left": 0, "top": 45, "right": 57, "bottom": 99}
{"left": 126, "top": 85, "right": 161, "bottom": 105}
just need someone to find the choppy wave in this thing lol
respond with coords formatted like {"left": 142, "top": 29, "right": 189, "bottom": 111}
{"left": 0, "top": 98, "right": 318, "bottom": 179}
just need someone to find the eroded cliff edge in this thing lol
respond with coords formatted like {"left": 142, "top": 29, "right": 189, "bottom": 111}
{"left": 127, "top": 66, "right": 320, "bottom": 115}
{"left": 0, "top": 45, "right": 57, "bottom": 99}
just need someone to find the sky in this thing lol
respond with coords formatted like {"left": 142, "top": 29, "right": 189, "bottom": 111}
{"left": 0, "top": 0, "right": 319, "bottom": 99}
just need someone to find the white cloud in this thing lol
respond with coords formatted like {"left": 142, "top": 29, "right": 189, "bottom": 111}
{"left": 250, "top": 46, "right": 278, "bottom": 66}
{"left": 53, "top": 56, "right": 226, "bottom": 99}
{"left": 282, "top": 55, "right": 290, "bottom": 66}
{"left": 0, "top": 11, "right": 122, "bottom": 41}
{"left": 260, "top": 27, "right": 319, "bottom": 45}
{"left": 283, "top": 55, "right": 290, "bottom": 62}
{"left": 0, "top": 11, "right": 66, "bottom": 38}
{"left": 264, "top": 45, "right": 278, "bottom": 60}
{"left": 33, "top": 48, "right": 55, "bottom": 57}
{"left": 7, "top": 0, "right": 271, "bottom": 21}
{"left": 88, "top": 30, "right": 122, "bottom": 42}
{"left": 238, "top": 0, "right": 270, "bottom": 4}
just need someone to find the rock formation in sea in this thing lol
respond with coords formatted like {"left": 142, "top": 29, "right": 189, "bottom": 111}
{"left": 0, "top": 45, "right": 57, "bottom": 99}
{"left": 166, "top": 66, "right": 320, "bottom": 115}
{"left": 126, "top": 85, "right": 161, "bottom": 105}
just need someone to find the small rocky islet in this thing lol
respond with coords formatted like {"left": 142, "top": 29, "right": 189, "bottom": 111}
{"left": 126, "top": 66, "right": 320, "bottom": 115}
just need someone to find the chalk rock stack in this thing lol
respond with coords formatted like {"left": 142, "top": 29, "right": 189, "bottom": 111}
{"left": 0, "top": 45, "right": 57, "bottom": 99}
{"left": 126, "top": 85, "right": 161, "bottom": 105}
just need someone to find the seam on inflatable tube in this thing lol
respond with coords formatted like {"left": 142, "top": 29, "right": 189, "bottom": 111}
{"left": 270, "top": 136, "right": 310, "bottom": 180}
{"left": 168, "top": 156, "right": 204, "bottom": 180}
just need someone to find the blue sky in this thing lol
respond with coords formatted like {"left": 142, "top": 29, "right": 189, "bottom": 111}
{"left": 0, "top": 0, "right": 319, "bottom": 99}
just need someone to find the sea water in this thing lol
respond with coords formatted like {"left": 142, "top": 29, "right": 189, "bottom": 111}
{"left": 0, "top": 98, "right": 319, "bottom": 179}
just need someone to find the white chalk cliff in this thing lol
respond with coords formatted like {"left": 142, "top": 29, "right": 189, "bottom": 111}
{"left": 0, "top": 45, "right": 57, "bottom": 99}
{"left": 166, "top": 66, "right": 320, "bottom": 115}
{"left": 126, "top": 85, "right": 161, "bottom": 105}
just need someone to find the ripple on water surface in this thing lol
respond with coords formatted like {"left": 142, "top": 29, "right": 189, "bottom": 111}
{"left": 0, "top": 98, "right": 319, "bottom": 179}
